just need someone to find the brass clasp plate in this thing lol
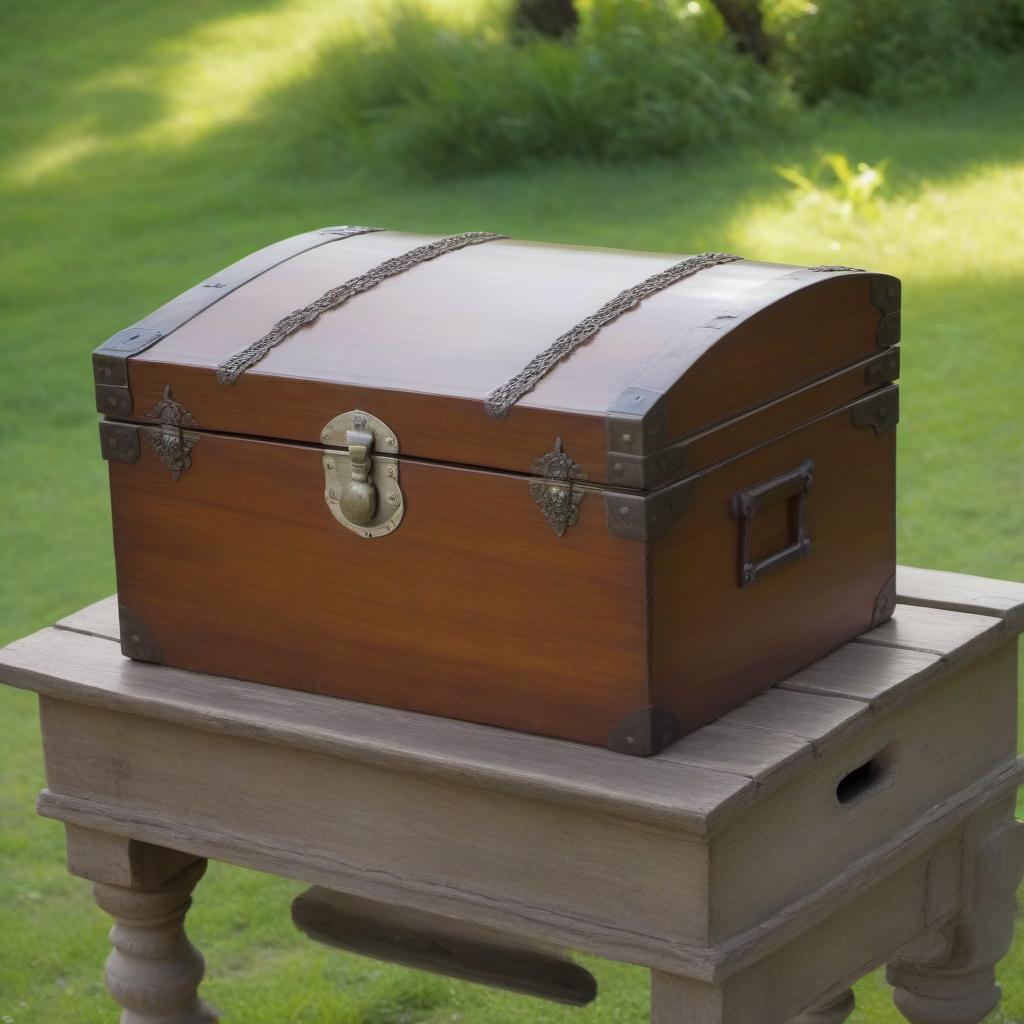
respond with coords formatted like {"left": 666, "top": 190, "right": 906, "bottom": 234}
{"left": 321, "top": 410, "right": 404, "bottom": 538}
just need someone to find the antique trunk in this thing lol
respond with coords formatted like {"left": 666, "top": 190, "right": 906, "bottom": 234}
{"left": 94, "top": 227, "right": 899, "bottom": 755}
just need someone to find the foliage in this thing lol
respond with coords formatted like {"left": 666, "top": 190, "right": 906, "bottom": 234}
{"left": 303, "top": 0, "right": 793, "bottom": 175}
{"left": 1, "top": 2, "right": 1024, "bottom": 1022}
{"left": 770, "top": 0, "right": 1024, "bottom": 101}
{"left": 775, "top": 152, "right": 887, "bottom": 220}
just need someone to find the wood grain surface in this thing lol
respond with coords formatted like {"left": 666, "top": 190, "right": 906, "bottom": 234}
{"left": 108, "top": 430, "right": 649, "bottom": 748}
{"left": 112, "top": 231, "right": 893, "bottom": 483}
{"left": 648, "top": 393, "right": 896, "bottom": 736}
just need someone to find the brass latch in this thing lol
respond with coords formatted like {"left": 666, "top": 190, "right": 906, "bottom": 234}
{"left": 321, "top": 410, "right": 404, "bottom": 538}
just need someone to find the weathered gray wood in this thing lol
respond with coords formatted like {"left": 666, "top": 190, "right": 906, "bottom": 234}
{"left": 34, "top": 694, "right": 1023, "bottom": 982}
{"left": 659, "top": 720, "right": 812, "bottom": 781}
{"left": 5, "top": 572, "right": 1021, "bottom": 1023}
{"left": 853, "top": 603, "right": 1004, "bottom": 660}
{"left": 292, "top": 887, "right": 597, "bottom": 1005}
{"left": 708, "top": 645, "right": 1020, "bottom": 943}
{"left": 65, "top": 827, "right": 217, "bottom": 1024}
{"left": 710, "top": 688, "right": 867, "bottom": 748}
{"left": 652, "top": 839, "right": 964, "bottom": 1024}
{"left": 36, "top": 696, "right": 717, "bottom": 971}
{"left": 779, "top": 643, "right": 940, "bottom": 709}
{"left": 1, "top": 626, "right": 751, "bottom": 833}
{"left": 897, "top": 565, "right": 1024, "bottom": 632}
{"left": 707, "top": 759, "right": 1022, "bottom": 976}
{"left": 789, "top": 989, "right": 855, "bottom": 1024}
{"left": 888, "top": 798, "right": 1024, "bottom": 1024}
{"left": 55, "top": 595, "right": 120, "bottom": 641}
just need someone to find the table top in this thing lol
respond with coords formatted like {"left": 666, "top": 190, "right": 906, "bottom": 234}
{"left": 2, "top": 566, "right": 1022, "bottom": 837}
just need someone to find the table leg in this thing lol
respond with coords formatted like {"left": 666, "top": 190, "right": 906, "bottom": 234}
{"left": 64, "top": 825, "right": 218, "bottom": 1024}
{"left": 887, "top": 807, "right": 1024, "bottom": 1024}
{"left": 651, "top": 972, "right": 857, "bottom": 1024}
{"left": 789, "top": 989, "right": 855, "bottom": 1023}
{"left": 651, "top": 972, "right": 729, "bottom": 1024}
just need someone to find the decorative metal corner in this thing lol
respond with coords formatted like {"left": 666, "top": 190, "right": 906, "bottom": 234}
{"left": 606, "top": 387, "right": 669, "bottom": 458}
{"left": 864, "top": 348, "right": 900, "bottom": 390}
{"left": 608, "top": 705, "right": 683, "bottom": 756}
{"left": 147, "top": 385, "right": 199, "bottom": 480}
{"left": 529, "top": 438, "right": 586, "bottom": 537}
{"left": 851, "top": 388, "right": 899, "bottom": 436}
{"left": 870, "top": 275, "right": 901, "bottom": 347}
{"left": 604, "top": 479, "right": 697, "bottom": 542}
{"left": 95, "top": 384, "right": 134, "bottom": 418}
{"left": 93, "top": 327, "right": 165, "bottom": 387}
{"left": 872, "top": 572, "right": 897, "bottom": 627}
{"left": 607, "top": 445, "right": 688, "bottom": 491}
{"left": 876, "top": 310, "right": 901, "bottom": 348}
{"left": 118, "top": 604, "right": 163, "bottom": 664}
{"left": 98, "top": 420, "right": 141, "bottom": 464}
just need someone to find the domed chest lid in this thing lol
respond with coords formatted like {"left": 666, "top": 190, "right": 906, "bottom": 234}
{"left": 93, "top": 227, "right": 899, "bottom": 489}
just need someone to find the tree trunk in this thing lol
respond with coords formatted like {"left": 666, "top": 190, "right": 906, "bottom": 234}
{"left": 514, "top": 0, "right": 579, "bottom": 37}
{"left": 709, "top": 0, "right": 773, "bottom": 66}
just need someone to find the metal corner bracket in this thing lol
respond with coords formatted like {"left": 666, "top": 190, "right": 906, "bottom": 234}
{"left": 98, "top": 420, "right": 141, "bottom": 464}
{"left": 870, "top": 275, "right": 901, "bottom": 348}
{"left": 93, "top": 327, "right": 166, "bottom": 416}
{"left": 118, "top": 604, "right": 163, "bottom": 664}
{"left": 607, "top": 705, "right": 683, "bottom": 756}
{"left": 851, "top": 387, "right": 899, "bottom": 436}
{"left": 872, "top": 572, "right": 897, "bottom": 627}
{"left": 604, "top": 478, "right": 697, "bottom": 543}
{"left": 864, "top": 348, "right": 900, "bottom": 390}
{"left": 606, "top": 388, "right": 670, "bottom": 459}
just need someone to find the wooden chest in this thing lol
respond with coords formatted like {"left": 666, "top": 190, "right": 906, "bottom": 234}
{"left": 93, "top": 227, "right": 899, "bottom": 755}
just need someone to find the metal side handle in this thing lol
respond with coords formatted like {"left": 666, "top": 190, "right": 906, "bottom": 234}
{"left": 729, "top": 459, "right": 815, "bottom": 587}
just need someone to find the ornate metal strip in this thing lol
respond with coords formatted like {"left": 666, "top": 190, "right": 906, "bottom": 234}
{"left": 93, "top": 226, "right": 382, "bottom": 415}
{"left": 484, "top": 252, "right": 742, "bottom": 419}
{"left": 216, "top": 231, "right": 508, "bottom": 384}
{"left": 808, "top": 264, "right": 865, "bottom": 272}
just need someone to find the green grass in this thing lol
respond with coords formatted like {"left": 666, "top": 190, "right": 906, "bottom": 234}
{"left": 1, "top": 2, "right": 1023, "bottom": 1022}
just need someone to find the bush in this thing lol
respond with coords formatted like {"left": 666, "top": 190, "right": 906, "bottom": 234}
{"left": 310, "top": 0, "right": 794, "bottom": 176}
{"left": 770, "top": 0, "right": 1024, "bottom": 101}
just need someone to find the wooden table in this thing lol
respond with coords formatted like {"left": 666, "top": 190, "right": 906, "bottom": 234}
{"left": 1, "top": 566, "right": 1022, "bottom": 1024}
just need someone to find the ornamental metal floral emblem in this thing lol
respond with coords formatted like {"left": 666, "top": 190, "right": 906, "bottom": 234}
{"left": 529, "top": 438, "right": 586, "bottom": 537}
{"left": 147, "top": 385, "right": 198, "bottom": 480}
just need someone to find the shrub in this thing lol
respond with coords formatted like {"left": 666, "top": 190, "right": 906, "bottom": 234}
{"left": 770, "top": 0, "right": 1024, "bottom": 101}
{"left": 310, "top": 0, "right": 794, "bottom": 176}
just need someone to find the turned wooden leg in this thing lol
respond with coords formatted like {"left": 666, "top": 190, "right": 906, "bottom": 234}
{"left": 652, "top": 972, "right": 856, "bottom": 1024}
{"left": 651, "top": 972, "right": 729, "bottom": 1024}
{"left": 887, "top": 806, "right": 1024, "bottom": 1024}
{"left": 64, "top": 825, "right": 218, "bottom": 1024}
{"left": 789, "top": 989, "right": 855, "bottom": 1024}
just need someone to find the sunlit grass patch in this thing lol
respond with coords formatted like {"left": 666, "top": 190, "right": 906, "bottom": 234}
{"left": 0, "top": 2, "right": 1022, "bottom": 1022}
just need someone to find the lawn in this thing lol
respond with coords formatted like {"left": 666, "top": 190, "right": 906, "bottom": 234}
{"left": 1, "top": 2, "right": 1022, "bottom": 1022}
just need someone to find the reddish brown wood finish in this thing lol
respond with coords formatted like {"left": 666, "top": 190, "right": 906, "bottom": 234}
{"left": 667, "top": 349, "right": 898, "bottom": 481}
{"left": 98, "top": 230, "right": 900, "bottom": 751}
{"left": 109, "top": 433, "right": 649, "bottom": 747}
{"left": 107, "top": 388, "right": 895, "bottom": 751}
{"left": 649, "top": 397, "right": 896, "bottom": 732}
{"left": 112, "top": 232, "right": 892, "bottom": 484}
